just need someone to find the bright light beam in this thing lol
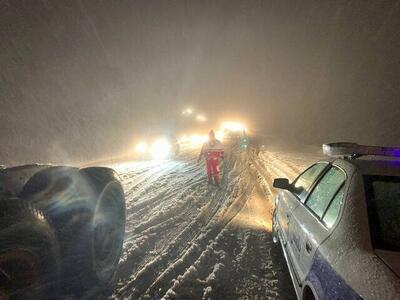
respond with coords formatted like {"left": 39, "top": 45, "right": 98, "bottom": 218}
{"left": 196, "top": 115, "right": 207, "bottom": 122}
{"left": 215, "top": 130, "right": 225, "bottom": 141}
{"left": 190, "top": 135, "right": 208, "bottom": 145}
{"left": 221, "top": 121, "right": 247, "bottom": 132}
{"left": 135, "top": 142, "right": 148, "bottom": 154}
{"left": 182, "top": 108, "right": 194, "bottom": 115}
{"left": 151, "top": 139, "right": 171, "bottom": 159}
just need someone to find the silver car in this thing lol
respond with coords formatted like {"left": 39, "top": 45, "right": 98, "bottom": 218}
{"left": 272, "top": 143, "right": 400, "bottom": 300}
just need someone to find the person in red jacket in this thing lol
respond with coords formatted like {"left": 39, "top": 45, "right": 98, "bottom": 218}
{"left": 198, "top": 130, "right": 224, "bottom": 186}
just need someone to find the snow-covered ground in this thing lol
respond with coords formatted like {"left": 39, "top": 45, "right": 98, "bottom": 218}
{"left": 108, "top": 142, "right": 322, "bottom": 299}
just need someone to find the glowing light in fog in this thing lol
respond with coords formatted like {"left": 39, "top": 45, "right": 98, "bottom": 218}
{"left": 196, "top": 115, "right": 207, "bottom": 122}
{"left": 151, "top": 139, "right": 171, "bottom": 159}
{"left": 179, "top": 135, "right": 190, "bottom": 143}
{"left": 221, "top": 121, "right": 247, "bottom": 132}
{"left": 215, "top": 130, "right": 225, "bottom": 141}
{"left": 190, "top": 135, "right": 207, "bottom": 145}
{"left": 135, "top": 142, "right": 148, "bottom": 154}
{"left": 182, "top": 108, "right": 193, "bottom": 115}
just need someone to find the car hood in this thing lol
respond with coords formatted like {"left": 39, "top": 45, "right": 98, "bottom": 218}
{"left": 376, "top": 249, "right": 400, "bottom": 278}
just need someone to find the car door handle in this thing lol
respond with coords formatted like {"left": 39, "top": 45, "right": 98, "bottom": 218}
{"left": 305, "top": 241, "right": 312, "bottom": 254}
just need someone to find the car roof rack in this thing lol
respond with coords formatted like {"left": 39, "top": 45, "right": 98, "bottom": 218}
{"left": 322, "top": 143, "right": 400, "bottom": 159}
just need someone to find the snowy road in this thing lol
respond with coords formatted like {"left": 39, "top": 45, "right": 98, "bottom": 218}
{"left": 107, "top": 143, "right": 320, "bottom": 299}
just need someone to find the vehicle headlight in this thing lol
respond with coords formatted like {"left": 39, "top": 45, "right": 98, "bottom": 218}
{"left": 151, "top": 139, "right": 171, "bottom": 159}
{"left": 221, "top": 121, "right": 247, "bottom": 132}
{"left": 215, "top": 130, "right": 225, "bottom": 141}
{"left": 190, "top": 135, "right": 207, "bottom": 145}
{"left": 136, "top": 142, "right": 148, "bottom": 154}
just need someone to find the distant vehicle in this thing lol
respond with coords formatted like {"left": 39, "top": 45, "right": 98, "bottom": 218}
{"left": 223, "top": 128, "right": 246, "bottom": 140}
{"left": 272, "top": 143, "right": 400, "bottom": 300}
{"left": 134, "top": 135, "right": 180, "bottom": 160}
{"left": 221, "top": 121, "right": 247, "bottom": 140}
{"left": 0, "top": 164, "right": 126, "bottom": 299}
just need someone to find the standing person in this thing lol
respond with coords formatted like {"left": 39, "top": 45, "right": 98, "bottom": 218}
{"left": 198, "top": 130, "right": 224, "bottom": 186}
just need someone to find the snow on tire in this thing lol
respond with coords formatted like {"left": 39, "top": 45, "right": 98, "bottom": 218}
{"left": 19, "top": 166, "right": 126, "bottom": 297}
{"left": 79, "top": 167, "right": 126, "bottom": 293}
{"left": 0, "top": 198, "right": 60, "bottom": 300}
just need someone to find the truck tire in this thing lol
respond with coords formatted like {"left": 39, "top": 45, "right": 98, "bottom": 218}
{"left": 0, "top": 198, "right": 60, "bottom": 300}
{"left": 79, "top": 167, "right": 126, "bottom": 293}
{"left": 19, "top": 166, "right": 125, "bottom": 297}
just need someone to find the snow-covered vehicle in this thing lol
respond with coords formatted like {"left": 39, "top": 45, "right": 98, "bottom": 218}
{"left": 0, "top": 164, "right": 126, "bottom": 299}
{"left": 272, "top": 143, "right": 400, "bottom": 300}
{"left": 134, "top": 135, "right": 180, "bottom": 160}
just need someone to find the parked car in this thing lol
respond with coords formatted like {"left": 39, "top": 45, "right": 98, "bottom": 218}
{"left": 272, "top": 143, "right": 400, "bottom": 300}
{"left": 0, "top": 164, "right": 126, "bottom": 299}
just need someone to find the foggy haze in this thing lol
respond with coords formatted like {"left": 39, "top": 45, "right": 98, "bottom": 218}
{"left": 1, "top": 0, "right": 399, "bottom": 165}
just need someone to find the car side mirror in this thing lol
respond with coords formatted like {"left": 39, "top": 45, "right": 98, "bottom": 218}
{"left": 273, "top": 178, "right": 291, "bottom": 190}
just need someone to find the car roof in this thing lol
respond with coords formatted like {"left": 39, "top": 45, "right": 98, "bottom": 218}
{"left": 334, "top": 158, "right": 400, "bottom": 176}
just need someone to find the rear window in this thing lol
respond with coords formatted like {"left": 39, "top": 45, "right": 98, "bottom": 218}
{"left": 292, "top": 163, "right": 327, "bottom": 202}
{"left": 306, "top": 167, "right": 345, "bottom": 219}
{"left": 323, "top": 186, "right": 345, "bottom": 228}
{"left": 364, "top": 175, "right": 400, "bottom": 252}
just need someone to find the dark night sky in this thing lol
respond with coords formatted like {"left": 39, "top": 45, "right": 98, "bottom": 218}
{"left": 1, "top": 0, "right": 400, "bottom": 165}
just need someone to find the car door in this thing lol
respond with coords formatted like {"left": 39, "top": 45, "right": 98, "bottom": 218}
{"left": 280, "top": 163, "right": 329, "bottom": 282}
{"left": 277, "top": 163, "right": 328, "bottom": 247}
{"left": 289, "top": 166, "right": 346, "bottom": 283}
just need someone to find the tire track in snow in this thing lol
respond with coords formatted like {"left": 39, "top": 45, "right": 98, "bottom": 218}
{"left": 138, "top": 151, "right": 252, "bottom": 298}
{"left": 158, "top": 151, "right": 296, "bottom": 300}
{"left": 108, "top": 143, "right": 322, "bottom": 299}
{"left": 113, "top": 146, "right": 249, "bottom": 299}
{"left": 116, "top": 159, "right": 209, "bottom": 282}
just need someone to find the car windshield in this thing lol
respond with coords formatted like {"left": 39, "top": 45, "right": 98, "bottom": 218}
{"left": 364, "top": 175, "right": 400, "bottom": 252}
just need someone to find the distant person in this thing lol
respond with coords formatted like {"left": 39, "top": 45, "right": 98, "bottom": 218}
{"left": 198, "top": 130, "right": 224, "bottom": 186}
{"left": 255, "top": 144, "right": 261, "bottom": 156}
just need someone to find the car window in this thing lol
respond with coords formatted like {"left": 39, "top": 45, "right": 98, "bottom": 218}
{"left": 364, "top": 175, "right": 400, "bottom": 251}
{"left": 292, "top": 163, "right": 327, "bottom": 202}
{"left": 305, "top": 167, "right": 345, "bottom": 218}
{"left": 323, "top": 186, "right": 345, "bottom": 228}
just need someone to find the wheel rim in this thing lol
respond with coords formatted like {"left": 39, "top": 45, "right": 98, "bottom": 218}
{"left": 0, "top": 250, "right": 42, "bottom": 299}
{"left": 92, "top": 183, "right": 125, "bottom": 281}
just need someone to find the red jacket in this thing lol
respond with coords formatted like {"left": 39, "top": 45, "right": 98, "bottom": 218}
{"left": 199, "top": 139, "right": 224, "bottom": 160}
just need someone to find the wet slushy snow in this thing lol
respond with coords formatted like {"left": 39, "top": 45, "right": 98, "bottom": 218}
{"left": 109, "top": 144, "right": 318, "bottom": 299}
